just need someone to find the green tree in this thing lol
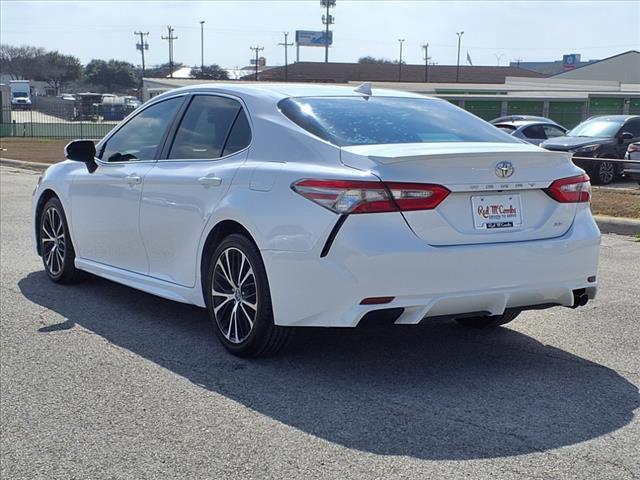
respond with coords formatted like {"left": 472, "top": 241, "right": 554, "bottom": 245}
{"left": 33, "top": 51, "right": 82, "bottom": 95}
{"left": 0, "top": 44, "right": 46, "bottom": 79}
{"left": 358, "top": 56, "right": 396, "bottom": 64}
{"left": 84, "top": 59, "right": 138, "bottom": 93}
{"left": 190, "top": 64, "right": 229, "bottom": 80}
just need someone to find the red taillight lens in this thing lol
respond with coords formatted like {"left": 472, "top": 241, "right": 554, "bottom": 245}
{"left": 385, "top": 182, "right": 451, "bottom": 211}
{"left": 547, "top": 174, "right": 591, "bottom": 203}
{"left": 291, "top": 179, "right": 450, "bottom": 214}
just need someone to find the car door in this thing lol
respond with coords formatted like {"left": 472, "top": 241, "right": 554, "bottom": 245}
{"left": 139, "top": 94, "right": 252, "bottom": 287}
{"left": 69, "top": 96, "right": 185, "bottom": 274}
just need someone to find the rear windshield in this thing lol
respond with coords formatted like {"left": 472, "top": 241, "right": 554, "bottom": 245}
{"left": 279, "top": 96, "right": 518, "bottom": 147}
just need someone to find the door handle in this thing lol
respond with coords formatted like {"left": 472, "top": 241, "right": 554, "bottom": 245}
{"left": 125, "top": 174, "right": 142, "bottom": 185}
{"left": 198, "top": 174, "right": 222, "bottom": 187}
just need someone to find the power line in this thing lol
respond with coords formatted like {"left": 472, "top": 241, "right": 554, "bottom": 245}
{"left": 249, "top": 46, "right": 264, "bottom": 81}
{"left": 161, "top": 26, "right": 178, "bottom": 78}
{"left": 278, "top": 32, "right": 294, "bottom": 82}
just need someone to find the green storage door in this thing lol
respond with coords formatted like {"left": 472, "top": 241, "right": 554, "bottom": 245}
{"left": 464, "top": 101, "right": 501, "bottom": 121}
{"left": 628, "top": 98, "right": 640, "bottom": 115}
{"left": 548, "top": 101, "right": 584, "bottom": 129}
{"left": 446, "top": 99, "right": 460, "bottom": 106}
{"left": 507, "top": 101, "right": 544, "bottom": 116}
{"left": 589, "top": 97, "right": 624, "bottom": 116}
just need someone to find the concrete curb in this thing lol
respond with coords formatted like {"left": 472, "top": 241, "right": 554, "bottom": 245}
{"left": 594, "top": 215, "right": 640, "bottom": 236}
{"left": 2, "top": 157, "right": 639, "bottom": 236}
{"left": 1, "top": 158, "right": 50, "bottom": 172}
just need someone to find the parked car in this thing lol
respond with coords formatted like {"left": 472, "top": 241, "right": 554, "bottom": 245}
{"left": 491, "top": 118, "right": 567, "bottom": 146}
{"left": 622, "top": 142, "right": 640, "bottom": 182}
{"left": 541, "top": 115, "right": 640, "bottom": 185}
{"left": 32, "top": 84, "right": 600, "bottom": 357}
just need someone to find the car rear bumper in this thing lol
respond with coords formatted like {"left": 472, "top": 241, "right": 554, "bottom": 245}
{"left": 262, "top": 205, "right": 601, "bottom": 327}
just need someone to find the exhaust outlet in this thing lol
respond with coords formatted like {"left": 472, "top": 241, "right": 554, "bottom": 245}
{"left": 571, "top": 290, "right": 589, "bottom": 309}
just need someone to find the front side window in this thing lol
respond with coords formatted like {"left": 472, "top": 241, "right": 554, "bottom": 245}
{"left": 279, "top": 96, "right": 518, "bottom": 147}
{"left": 543, "top": 125, "right": 566, "bottom": 138}
{"left": 168, "top": 95, "right": 243, "bottom": 159}
{"left": 101, "top": 97, "right": 183, "bottom": 162}
{"left": 522, "top": 125, "right": 547, "bottom": 140}
{"left": 622, "top": 119, "right": 640, "bottom": 138}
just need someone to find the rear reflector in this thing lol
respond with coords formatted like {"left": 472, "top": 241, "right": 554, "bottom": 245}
{"left": 546, "top": 174, "right": 591, "bottom": 203}
{"left": 360, "top": 296, "right": 395, "bottom": 305}
{"left": 292, "top": 179, "right": 450, "bottom": 214}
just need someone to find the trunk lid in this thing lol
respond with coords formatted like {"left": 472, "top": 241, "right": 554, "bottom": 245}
{"left": 341, "top": 142, "right": 583, "bottom": 246}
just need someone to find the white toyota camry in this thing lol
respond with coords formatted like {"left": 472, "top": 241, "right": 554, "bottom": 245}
{"left": 32, "top": 83, "right": 600, "bottom": 356}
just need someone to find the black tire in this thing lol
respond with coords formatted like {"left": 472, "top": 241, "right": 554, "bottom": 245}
{"left": 591, "top": 160, "right": 616, "bottom": 185}
{"left": 39, "top": 197, "right": 82, "bottom": 284}
{"left": 455, "top": 310, "right": 520, "bottom": 329}
{"left": 205, "top": 233, "right": 290, "bottom": 357}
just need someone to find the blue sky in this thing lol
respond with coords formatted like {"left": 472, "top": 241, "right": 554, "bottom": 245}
{"left": 1, "top": 0, "right": 638, "bottom": 68}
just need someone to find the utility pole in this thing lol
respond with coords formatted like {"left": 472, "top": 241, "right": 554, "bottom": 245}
{"left": 455, "top": 31, "right": 464, "bottom": 82}
{"left": 200, "top": 21, "right": 205, "bottom": 71}
{"left": 321, "top": 0, "right": 336, "bottom": 63}
{"left": 514, "top": 58, "right": 522, "bottom": 68}
{"left": 161, "top": 26, "right": 178, "bottom": 78}
{"left": 494, "top": 53, "right": 505, "bottom": 66}
{"left": 250, "top": 46, "right": 264, "bottom": 81}
{"left": 278, "top": 32, "right": 294, "bottom": 81}
{"left": 397, "top": 39, "right": 405, "bottom": 81}
{"left": 134, "top": 31, "right": 149, "bottom": 100}
{"left": 422, "top": 43, "right": 430, "bottom": 82}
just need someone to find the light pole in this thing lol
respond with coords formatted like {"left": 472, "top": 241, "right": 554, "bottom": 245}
{"left": 200, "top": 21, "right": 205, "bottom": 71}
{"left": 455, "top": 31, "right": 464, "bottom": 82}
{"left": 398, "top": 38, "right": 405, "bottom": 81}
{"left": 494, "top": 53, "right": 505, "bottom": 66}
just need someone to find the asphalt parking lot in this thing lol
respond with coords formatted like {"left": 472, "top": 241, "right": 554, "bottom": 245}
{"left": 1, "top": 166, "right": 639, "bottom": 479}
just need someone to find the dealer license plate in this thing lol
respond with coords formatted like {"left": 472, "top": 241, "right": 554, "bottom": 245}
{"left": 472, "top": 194, "right": 522, "bottom": 230}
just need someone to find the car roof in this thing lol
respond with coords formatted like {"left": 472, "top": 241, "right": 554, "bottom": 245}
{"left": 494, "top": 120, "right": 562, "bottom": 128}
{"left": 490, "top": 115, "right": 553, "bottom": 124}
{"left": 585, "top": 115, "right": 640, "bottom": 122}
{"left": 153, "top": 82, "right": 432, "bottom": 102}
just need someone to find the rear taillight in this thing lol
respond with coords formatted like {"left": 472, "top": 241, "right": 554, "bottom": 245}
{"left": 546, "top": 174, "right": 591, "bottom": 203}
{"left": 291, "top": 179, "right": 450, "bottom": 214}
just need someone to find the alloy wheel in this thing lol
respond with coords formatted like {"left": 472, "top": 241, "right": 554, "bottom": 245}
{"left": 598, "top": 161, "right": 615, "bottom": 184}
{"left": 41, "top": 206, "right": 66, "bottom": 276}
{"left": 211, "top": 247, "right": 258, "bottom": 344}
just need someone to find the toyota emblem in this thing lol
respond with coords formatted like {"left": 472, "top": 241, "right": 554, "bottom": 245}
{"left": 495, "top": 161, "right": 514, "bottom": 178}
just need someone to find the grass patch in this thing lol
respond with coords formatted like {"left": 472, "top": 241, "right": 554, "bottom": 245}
{"left": 591, "top": 188, "right": 640, "bottom": 219}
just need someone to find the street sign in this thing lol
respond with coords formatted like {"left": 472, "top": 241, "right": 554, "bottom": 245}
{"left": 295, "top": 30, "right": 332, "bottom": 47}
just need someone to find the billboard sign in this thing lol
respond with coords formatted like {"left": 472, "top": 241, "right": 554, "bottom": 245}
{"left": 562, "top": 54, "right": 579, "bottom": 71}
{"left": 295, "top": 30, "right": 332, "bottom": 47}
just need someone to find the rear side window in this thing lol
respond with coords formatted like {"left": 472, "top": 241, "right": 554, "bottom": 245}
{"left": 222, "top": 109, "right": 251, "bottom": 156}
{"left": 169, "top": 95, "right": 242, "bottom": 159}
{"left": 279, "top": 96, "right": 518, "bottom": 147}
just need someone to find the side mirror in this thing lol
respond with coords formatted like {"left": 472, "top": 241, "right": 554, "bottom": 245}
{"left": 64, "top": 140, "right": 97, "bottom": 172}
{"left": 619, "top": 132, "right": 634, "bottom": 143}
